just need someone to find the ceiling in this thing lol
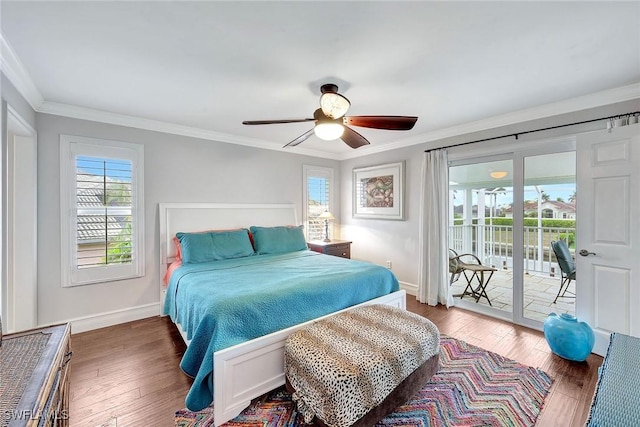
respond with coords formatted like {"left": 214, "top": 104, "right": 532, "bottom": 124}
{"left": 2, "top": 1, "right": 639, "bottom": 159}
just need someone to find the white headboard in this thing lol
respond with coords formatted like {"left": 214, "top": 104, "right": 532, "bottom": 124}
{"left": 158, "top": 203, "right": 298, "bottom": 304}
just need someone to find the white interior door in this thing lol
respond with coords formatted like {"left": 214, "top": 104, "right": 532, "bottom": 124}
{"left": 576, "top": 124, "right": 640, "bottom": 356}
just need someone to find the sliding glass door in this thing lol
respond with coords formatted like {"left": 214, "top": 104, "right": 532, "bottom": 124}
{"left": 522, "top": 151, "right": 576, "bottom": 322}
{"left": 449, "top": 157, "right": 514, "bottom": 317}
{"left": 449, "top": 142, "right": 576, "bottom": 326}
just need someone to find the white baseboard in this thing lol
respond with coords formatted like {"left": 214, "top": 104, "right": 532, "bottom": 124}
{"left": 593, "top": 330, "right": 611, "bottom": 357}
{"left": 399, "top": 281, "right": 418, "bottom": 296}
{"left": 49, "top": 303, "right": 161, "bottom": 334}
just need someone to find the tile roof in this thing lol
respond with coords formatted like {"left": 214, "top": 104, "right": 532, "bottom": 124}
{"left": 75, "top": 173, "right": 132, "bottom": 243}
{"left": 77, "top": 215, "right": 128, "bottom": 242}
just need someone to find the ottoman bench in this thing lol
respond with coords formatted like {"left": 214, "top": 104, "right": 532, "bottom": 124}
{"left": 284, "top": 304, "right": 440, "bottom": 427}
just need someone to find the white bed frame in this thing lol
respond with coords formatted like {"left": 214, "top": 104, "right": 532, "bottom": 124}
{"left": 159, "top": 203, "right": 406, "bottom": 425}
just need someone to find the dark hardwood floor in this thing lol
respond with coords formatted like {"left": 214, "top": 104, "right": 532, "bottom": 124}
{"left": 68, "top": 300, "right": 601, "bottom": 427}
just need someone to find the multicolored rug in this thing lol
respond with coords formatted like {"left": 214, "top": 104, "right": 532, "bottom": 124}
{"left": 175, "top": 335, "right": 553, "bottom": 426}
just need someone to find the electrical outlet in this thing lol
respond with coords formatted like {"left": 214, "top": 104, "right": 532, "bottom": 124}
{"left": 385, "top": 260, "right": 392, "bottom": 269}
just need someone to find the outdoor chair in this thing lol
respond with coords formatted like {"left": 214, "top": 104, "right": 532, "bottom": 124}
{"left": 448, "top": 249, "right": 496, "bottom": 306}
{"left": 449, "top": 249, "right": 482, "bottom": 286}
{"left": 550, "top": 240, "right": 576, "bottom": 303}
{"left": 448, "top": 249, "right": 468, "bottom": 285}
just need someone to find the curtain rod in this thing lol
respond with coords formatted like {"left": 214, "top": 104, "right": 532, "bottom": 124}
{"left": 424, "top": 111, "right": 640, "bottom": 153}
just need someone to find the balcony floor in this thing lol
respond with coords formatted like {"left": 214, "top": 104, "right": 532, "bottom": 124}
{"left": 450, "top": 269, "right": 576, "bottom": 323}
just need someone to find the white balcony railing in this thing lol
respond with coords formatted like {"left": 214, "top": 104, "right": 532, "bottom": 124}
{"left": 449, "top": 224, "right": 575, "bottom": 276}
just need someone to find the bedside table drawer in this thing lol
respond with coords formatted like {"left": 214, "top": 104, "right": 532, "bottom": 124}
{"left": 307, "top": 240, "right": 352, "bottom": 259}
{"left": 324, "top": 244, "right": 350, "bottom": 259}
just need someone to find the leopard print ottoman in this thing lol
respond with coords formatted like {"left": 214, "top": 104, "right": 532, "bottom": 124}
{"left": 284, "top": 304, "right": 440, "bottom": 427}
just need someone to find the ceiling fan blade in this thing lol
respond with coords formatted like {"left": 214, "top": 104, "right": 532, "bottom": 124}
{"left": 243, "top": 118, "right": 314, "bottom": 125}
{"left": 341, "top": 126, "right": 371, "bottom": 149}
{"left": 283, "top": 128, "right": 314, "bottom": 148}
{"left": 344, "top": 115, "right": 418, "bottom": 130}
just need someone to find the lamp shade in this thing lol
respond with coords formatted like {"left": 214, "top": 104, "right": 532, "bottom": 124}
{"left": 320, "top": 92, "right": 351, "bottom": 119}
{"left": 314, "top": 123, "right": 344, "bottom": 141}
{"left": 319, "top": 210, "right": 335, "bottom": 220}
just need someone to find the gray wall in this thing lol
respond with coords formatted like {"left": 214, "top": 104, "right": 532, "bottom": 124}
{"left": 35, "top": 113, "right": 339, "bottom": 326}
{"left": 4, "top": 67, "right": 639, "bottom": 327}
{"left": 340, "top": 99, "right": 640, "bottom": 290}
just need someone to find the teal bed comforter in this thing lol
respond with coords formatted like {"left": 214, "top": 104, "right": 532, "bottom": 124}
{"left": 163, "top": 249, "right": 400, "bottom": 411}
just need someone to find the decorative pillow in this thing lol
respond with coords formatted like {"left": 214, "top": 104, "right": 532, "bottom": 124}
{"left": 176, "top": 229, "right": 255, "bottom": 264}
{"left": 249, "top": 225, "right": 308, "bottom": 255}
{"left": 163, "top": 260, "right": 182, "bottom": 286}
{"left": 172, "top": 236, "right": 183, "bottom": 261}
{"left": 173, "top": 229, "right": 255, "bottom": 261}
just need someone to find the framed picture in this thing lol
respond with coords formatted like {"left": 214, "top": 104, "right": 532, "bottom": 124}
{"left": 353, "top": 161, "right": 405, "bottom": 220}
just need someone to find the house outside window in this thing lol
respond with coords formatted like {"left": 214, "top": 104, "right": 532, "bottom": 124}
{"left": 60, "top": 135, "right": 144, "bottom": 287}
{"left": 303, "top": 165, "right": 334, "bottom": 241}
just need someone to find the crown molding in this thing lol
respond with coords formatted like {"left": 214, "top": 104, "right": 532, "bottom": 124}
{"left": 338, "top": 82, "right": 640, "bottom": 160}
{"left": 36, "top": 81, "right": 640, "bottom": 162}
{"left": 39, "top": 101, "right": 342, "bottom": 160}
{"left": 0, "top": 32, "right": 44, "bottom": 110}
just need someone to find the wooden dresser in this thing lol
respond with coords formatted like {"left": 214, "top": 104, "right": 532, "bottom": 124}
{"left": 307, "top": 240, "right": 352, "bottom": 259}
{"left": 1, "top": 323, "right": 72, "bottom": 427}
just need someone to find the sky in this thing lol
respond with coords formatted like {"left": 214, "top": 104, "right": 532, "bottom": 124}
{"left": 77, "top": 156, "right": 132, "bottom": 181}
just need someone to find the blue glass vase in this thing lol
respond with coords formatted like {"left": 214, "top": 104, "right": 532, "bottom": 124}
{"left": 543, "top": 313, "right": 594, "bottom": 362}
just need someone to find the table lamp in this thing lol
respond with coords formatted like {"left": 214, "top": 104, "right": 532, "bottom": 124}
{"left": 318, "top": 210, "right": 335, "bottom": 242}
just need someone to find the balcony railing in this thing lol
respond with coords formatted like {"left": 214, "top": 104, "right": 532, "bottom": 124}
{"left": 450, "top": 224, "right": 575, "bottom": 276}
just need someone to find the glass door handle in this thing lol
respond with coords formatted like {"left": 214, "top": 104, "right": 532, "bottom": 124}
{"left": 579, "top": 249, "right": 596, "bottom": 257}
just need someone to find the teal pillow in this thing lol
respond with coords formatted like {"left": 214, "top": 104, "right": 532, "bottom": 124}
{"left": 249, "top": 225, "right": 308, "bottom": 255}
{"left": 176, "top": 229, "right": 254, "bottom": 264}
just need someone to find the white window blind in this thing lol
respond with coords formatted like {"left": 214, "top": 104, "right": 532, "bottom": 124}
{"left": 303, "top": 166, "right": 334, "bottom": 241}
{"left": 76, "top": 156, "right": 133, "bottom": 268}
{"left": 60, "top": 135, "right": 144, "bottom": 287}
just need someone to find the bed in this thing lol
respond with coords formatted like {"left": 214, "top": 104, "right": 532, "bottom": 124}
{"left": 159, "top": 203, "right": 406, "bottom": 425}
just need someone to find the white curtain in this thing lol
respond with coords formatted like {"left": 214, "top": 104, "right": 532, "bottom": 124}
{"left": 418, "top": 149, "right": 453, "bottom": 307}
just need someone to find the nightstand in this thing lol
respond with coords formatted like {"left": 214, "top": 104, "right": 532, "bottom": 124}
{"left": 308, "top": 240, "right": 352, "bottom": 259}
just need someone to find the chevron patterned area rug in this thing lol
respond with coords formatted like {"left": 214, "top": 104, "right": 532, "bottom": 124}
{"left": 175, "top": 335, "right": 553, "bottom": 427}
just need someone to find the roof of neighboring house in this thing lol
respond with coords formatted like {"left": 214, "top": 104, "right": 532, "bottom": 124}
{"left": 77, "top": 215, "right": 127, "bottom": 242}
{"left": 77, "top": 188, "right": 105, "bottom": 208}
{"left": 505, "top": 200, "right": 576, "bottom": 213}
{"left": 76, "top": 173, "right": 130, "bottom": 243}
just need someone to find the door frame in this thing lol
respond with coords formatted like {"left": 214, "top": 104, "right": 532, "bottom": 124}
{"left": 1, "top": 103, "right": 38, "bottom": 333}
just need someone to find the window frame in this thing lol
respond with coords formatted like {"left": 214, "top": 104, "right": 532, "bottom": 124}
{"left": 302, "top": 165, "right": 335, "bottom": 242}
{"left": 60, "top": 135, "right": 145, "bottom": 287}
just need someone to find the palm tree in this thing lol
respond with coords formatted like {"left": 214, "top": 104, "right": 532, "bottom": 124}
{"left": 105, "top": 221, "right": 132, "bottom": 264}
{"left": 106, "top": 182, "right": 132, "bottom": 206}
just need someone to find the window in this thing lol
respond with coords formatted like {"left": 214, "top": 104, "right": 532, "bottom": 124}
{"left": 60, "top": 135, "right": 144, "bottom": 286}
{"left": 303, "top": 165, "right": 334, "bottom": 241}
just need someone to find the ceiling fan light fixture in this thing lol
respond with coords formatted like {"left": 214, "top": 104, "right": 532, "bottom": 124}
{"left": 314, "top": 123, "right": 344, "bottom": 141}
{"left": 243, "top": 83, "right": 417, "bottom": 149}
{"left": 320, "top": 92, "right": 351, "bottom": 119}
{"left": 490, "top": 171, "right": 508, "bottom": 179}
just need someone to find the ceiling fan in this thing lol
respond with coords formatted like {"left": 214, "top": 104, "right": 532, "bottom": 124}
{"left": 242, "top": 84, "right": 418, "bottom": 149}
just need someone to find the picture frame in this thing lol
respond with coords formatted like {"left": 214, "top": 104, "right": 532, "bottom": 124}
{"left": 353, "top": 161, "right": 405, "bottom": 220}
